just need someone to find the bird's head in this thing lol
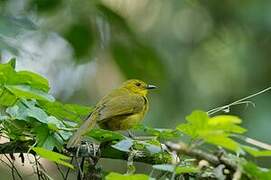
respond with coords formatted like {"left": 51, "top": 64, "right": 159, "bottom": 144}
{"left": 121, "top": 79, "right": 157, "bottom": 96}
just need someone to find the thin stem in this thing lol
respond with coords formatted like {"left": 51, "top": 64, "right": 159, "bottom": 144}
{"left": 207, "top": 86, "right": 271, "bottom": 115}
{"left": 34, "top": 155, "right": 41, "bottom": 180}
{"left": 4, "top": 154, "right": 23, "bottom": 180}
{"left": 64, "top": 157, "right": 73, "bottom": 180}
{"left": 56, "top": 163, "right": 65, "bottom": 180}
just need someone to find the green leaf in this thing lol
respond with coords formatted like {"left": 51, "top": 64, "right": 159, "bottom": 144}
{"left": 0, "top": 89, "right": 17, "bottom": 106}
{"left": 177, "top": 110, "right": 244, "bottom": 152}
{"left": 0, "top": 60, "right": 49, "bottom": 92}
{"left": 242, "top": 145, "right": 271, "bottom": 157}
{"left": 14, "top": 71, "right": 49, "bottom": 92}
{"left": 33, "top": 125, "right": 50, "bottom": 147}
{"left": 40, "top": 134, "right": 56, "bottom": 150}
{"left": 6, "top": 100, "right": 49, "bottom": 123}
{"left": 6, "top": 101, "right": 29, "bottom": 120}
{"left": 5, "top": 85, "right": 54, "bottom": 102}
{"left": 176, "top": 166, "right": 199, "bottom": 174}
{"left": 8, "top": 58, "right": 16, "bottom": 69}
{"left": 153, "top": 164, "right": 199, "bottom": 174}
{"left": 186, "top": 110, "right": 209, "bottom": 128}
{"left": 87, "top": 128, "right": 124, "bottom": 142}
{"left": 38, "top": 101, "right": 91, "bottom": 123}
{"left": 135, "top": 125, "right": 181, "bottom": 140}
{"left": 111, "top": 139, "right": 133, "bottom": 152}
{"left": 243, "top": 161, "right": 271, "bottom": 179}
{"left": 47, "top": 116, "right": 65, "bottom": 130}
{"left": 204, "top": 134, "right": 241, "bottom": 152}
{"left": 105, "top": 172, "right": 150, "bottom": 180}
{"left": 32, "top": 147, "right": 74, "bottom": 169}
{"left": 208, "top": 115, "right": 247, "bottom": 134}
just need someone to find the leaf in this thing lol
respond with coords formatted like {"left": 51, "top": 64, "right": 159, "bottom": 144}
{"left": 0, "top": 59, "right": 49, "bottom": 92}
{"left": 6, "top": 100, "right": 49, "bottom": 123}
{"left": 153, "top": 164, "right": 199, "bottom": 174}
{"left": 105, "top": 172, "right": 150, "bottom": 180}
{"left": 135, "top": 125, "right": 181, "bottom": 140}
{"left": 243, "top": 161, "right": 271, "bottom": 179}
{"left": 0, "top": 89, "right": 17, "bottom": 106}
{"left": 33, "top": 125, "right": 50, "bottom": 147}
{"left": 204, "top": 134, "right": 241, "bottom": 152}
{"left": 208, "top": 115, "right": 246, "bottom": 134}
{"left": 8, "top": 58, "right": 16, "bottom": 69}
{"left": 47, "top": 116, "right": 65, "bottom": 130}
{"left": 186, "top": 110, "right": 209, "bottom": 128}
{"left": 14, "top": 71, "right": 49, "bottom": 92}
{"left": 6, "top": 101, "right": 29, "bottom": 120}
{"left": 87, "top": 128, "right": 125, "bottom": 142}
{"left": 176, "top": 166, "right": 199, "bottom": 174}
{"left": 5, "top": 85, "right": 54, "bottom": 102}
{"left": 32, "top": 147, "right": 74, "bottom": 169}
{"left": 111, "top": 139, "right": 133, "bottom": 152}
{"left": 177, "top": 110, "right": 244, "bottom": 152}
{"left": 242, "top": 145, "right": 271, "bottom": 157}
{"left": 38, "top": 101, "right": 92, "bottom": 123}
{"left": 40, "top": 134, "right": 57, "bottom": 150}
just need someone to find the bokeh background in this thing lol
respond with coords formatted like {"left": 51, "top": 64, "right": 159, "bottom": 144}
{"left": 1, "top": 0, "right": 271, "bottom": 178}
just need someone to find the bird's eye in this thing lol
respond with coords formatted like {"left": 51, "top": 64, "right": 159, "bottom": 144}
{"left": 135, "top": 82, "right": 141, "bottom": 87}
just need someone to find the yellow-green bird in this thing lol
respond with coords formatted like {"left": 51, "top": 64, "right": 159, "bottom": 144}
{"left": 67, "top": 79, "right": 157, "bottom": 148}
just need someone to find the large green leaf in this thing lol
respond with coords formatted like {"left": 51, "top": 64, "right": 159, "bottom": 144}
{"left": 243, "top": 161, "right": 271, "bottom": 179}
{"left": 38, "top": 101, "right": 91, "bottom": 123}
{"left": 177, "top": 110, "right": 245, "bottom": 152}
{"left": 242, "top": 145, "right": 271, "bottom": 157}
{"left": 0, "top": 59, "right": 50, "bottom": 92}
{"left": 0, "top": 89, "right": 17, "bottom": 106}
{"left": 5, "top": 85, "right": 54, "bottom": 102}
{"left": 32, "top": 147, "right": 73, "bottom": 169}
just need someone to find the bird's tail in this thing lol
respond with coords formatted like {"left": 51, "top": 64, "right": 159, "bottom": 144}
{"left": 66, "top": 112, "right": 97, "bottom": 148}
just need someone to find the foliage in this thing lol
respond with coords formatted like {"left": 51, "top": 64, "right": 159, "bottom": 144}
{"left": 0, "top": 59, "right": 271, "bottom": 179}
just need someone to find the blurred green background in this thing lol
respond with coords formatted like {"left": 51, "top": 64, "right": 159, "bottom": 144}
{"left": 1, "top": 0, "right": 271, "bottom": 178}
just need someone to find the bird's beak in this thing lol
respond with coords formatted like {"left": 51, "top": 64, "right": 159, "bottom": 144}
{"left": 146, "top": 84, "right": 157, "bottom": 89}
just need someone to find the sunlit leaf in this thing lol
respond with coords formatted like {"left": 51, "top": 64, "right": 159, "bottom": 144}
{"left": 242, "top": 145, "right": 271, "bottom": 157}
{"left": 153, "top": 164, "right": 199, "bottom": 174}
{"left": 0, "top": 89, "right": 17, "bottom": 106}
{"left": 177, "top": 110, "right": 243, "bottom": 152}
{"left": 204, "top": 134, "right": 241, "bottom": 152}
{"left": 105, "top": 172, "right": 150, "bottom": 180}
{"left": 243, "top": 161, "right": 271, "bottom": 179}
{"left": 33, "top": 147, "right": 73, "bottom": 169}
{"left": 5, "top": 85, "right": 54, "bottom": 102}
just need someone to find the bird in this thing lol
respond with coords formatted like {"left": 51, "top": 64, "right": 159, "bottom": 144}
{"left": 66, "top": 79, "right": 157, "bottom": 148}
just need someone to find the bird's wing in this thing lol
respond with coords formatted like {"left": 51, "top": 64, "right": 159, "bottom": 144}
{"left": 97, "top": 94, "right": 146, "bottom": 121}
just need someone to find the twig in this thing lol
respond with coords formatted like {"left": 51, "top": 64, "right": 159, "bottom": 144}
{"left": 34, "top": 155, "right": 41, "bottom": 180}
{"left": 207, "top": 86, "right": 271, "bottom": 115}
{"left": 0, "top": 156, "right": 15, "bottom": 179}
{"left": 4, "top": 154, "right": 23, "bottom": 180}
{"left": 64, "top": 157, "right": 73, "bottom": 180}
{"left": 56, "top": 163, "right": 66, "bottom": 180}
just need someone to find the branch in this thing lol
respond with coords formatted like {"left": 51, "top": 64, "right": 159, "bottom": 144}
{"left": 166, "top": 141, "right": 237, "bottom": 170}
{"left": 0, "top": 140, "right": 239, "bottom": 171}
